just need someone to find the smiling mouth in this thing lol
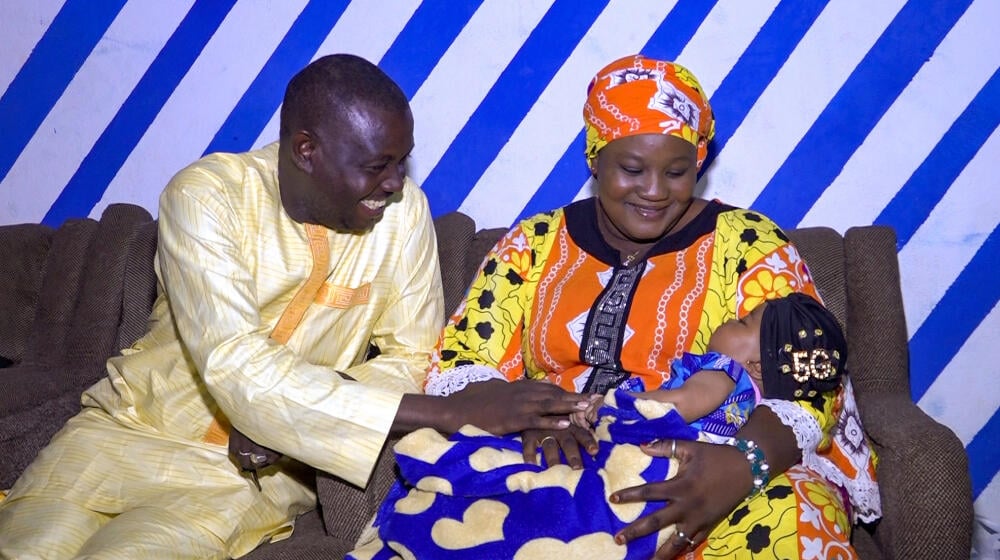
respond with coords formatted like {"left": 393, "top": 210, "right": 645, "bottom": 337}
{"left": 629, "top": 203, "right": 668, "bottom": 217}
{"left": 361, "top": 199, "right": 386, "bottom": 211}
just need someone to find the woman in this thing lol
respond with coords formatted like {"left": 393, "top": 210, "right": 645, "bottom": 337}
{"left": 363, "top": 55, "right": 880, "bottom": 559}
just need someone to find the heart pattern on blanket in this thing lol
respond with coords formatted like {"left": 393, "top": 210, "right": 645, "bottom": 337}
{"left": 431, "top": 499, "right": 509, "bottom": 549}
{"left": 513, "top": 533, "right": 626, "bottom": 559}
{"left": 394, "top": 427, "right": 456, "bottom": 463}
{"left": 600, "top": 444, "right": 657, "bottom": 522}
{"left": 394, "top": 487, "right": 436, "bottom": 515}
{"left": 505, "top": 463, "right": 584, "bottom": 494}
{"left": 469, "top": 445, "right": 525, "bottom": 471}
{"left": 414, "top": 475, "right": 452, "bottom": 495}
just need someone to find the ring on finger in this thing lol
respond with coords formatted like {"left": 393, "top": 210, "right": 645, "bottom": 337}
{"left": 675, "top": 528, "right": 696, "bottom": 549}
{"left": 539, "top": 435, "right": 557, "bottom": 447}
{"left": 670, "top": 439, "right": 677, "bottom": 458}
{"left": 238, "top": 450, "right": 268, "bottom": 465}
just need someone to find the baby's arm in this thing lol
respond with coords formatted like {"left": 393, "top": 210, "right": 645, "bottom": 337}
{"left": 639, "top": 369, "right": 735, "bottom": 422}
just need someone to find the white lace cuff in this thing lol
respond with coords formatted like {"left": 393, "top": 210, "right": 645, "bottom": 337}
{"left": 424, "top": 364, "right": 506, "bottom": 396}
{"left": 760, "top": 398, "right": 823, "bottom": 454}
{"left": 760, "top": 396, "right": 882, "bottom": 524}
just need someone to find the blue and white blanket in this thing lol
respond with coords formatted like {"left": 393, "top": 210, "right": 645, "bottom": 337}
{"left": 348, "top": 356, "right": 756, "bottom": 560}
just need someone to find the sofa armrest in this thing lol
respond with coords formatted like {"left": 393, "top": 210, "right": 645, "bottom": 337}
{"left": 856, "top": 392, "right": 973, "bottom": 559}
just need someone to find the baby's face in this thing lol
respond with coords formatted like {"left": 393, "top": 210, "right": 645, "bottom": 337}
{"left": 708, "top": 302, "right": 767, "bottom": 366}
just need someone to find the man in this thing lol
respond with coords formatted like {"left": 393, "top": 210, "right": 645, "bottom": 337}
{"left": 0, "top": 54, "right": 586, "bottom": 559}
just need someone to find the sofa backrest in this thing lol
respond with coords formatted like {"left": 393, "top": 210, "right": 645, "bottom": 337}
{"left": 3, "top": 204, "right": 906, "bottom": 401}
{"left": 0, "top": 223, "right": 53, "bottom": 364}
{"left": 0, "top": 204, "right": 157, "bottom": 370}
{"left": 117, "top": 220, "right": 160, "bottom": 351}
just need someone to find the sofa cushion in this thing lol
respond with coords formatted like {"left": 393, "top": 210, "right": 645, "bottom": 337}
{"left": 241, "top": 508, "right": 354, "bottom": 559}
{"left": 843, "top": 226, "right": 910, "bottom": 396}
{"left": 0, "top": 224, "right": 53, "bottom": 364}
{"left": 434, "top": 212, "right": 477, "bottom": 318}
{"left": 20, "top": 218, "right": 100, "bottom": 367}
{"left": 0, "top": 374, "right": 94, "bottom": 489}
{"left": 20, "top": 204, "right": 153, "bottom": 369}
{"left": 117, "top": 220, "right": 159, "bottom": 351}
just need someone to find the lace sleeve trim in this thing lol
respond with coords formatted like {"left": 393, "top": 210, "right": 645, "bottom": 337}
{"left": 760, "top": 397, "right": 882, "bottom": 524}
{"left": 760, "top": 398, "right": 823, "bottom": 453}
{"left": 424, "top": 364, "right": 506, "bottom": 397}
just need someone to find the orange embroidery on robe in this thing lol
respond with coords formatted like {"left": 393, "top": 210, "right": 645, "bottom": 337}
{"left": 316, "top": 282, "right": 371, "bottom": 309}
{"left": 203, "top": 223, "right": 330, "bottom": 445}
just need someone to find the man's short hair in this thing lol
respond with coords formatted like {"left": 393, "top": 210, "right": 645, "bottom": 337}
{"left": 279, "top": 54, "right": 409, "bottom": 140}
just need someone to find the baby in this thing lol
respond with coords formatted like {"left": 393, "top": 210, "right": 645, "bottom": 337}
{"left": 572, "top": 296, "right": 768, "bottom": 438}
{"left": 576, "top": 292, "right": 845, "bottom": 445}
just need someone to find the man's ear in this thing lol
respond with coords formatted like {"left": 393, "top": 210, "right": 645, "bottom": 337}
{"left": 746, "top": 360, "right": 763, "bottom": 382}
{"left": 289, "top": 130, "right": 315, "bottom": 174}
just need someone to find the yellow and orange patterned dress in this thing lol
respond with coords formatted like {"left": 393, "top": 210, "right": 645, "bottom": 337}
{"left": 424, "top": 197, "right": 879, "bottom": 559}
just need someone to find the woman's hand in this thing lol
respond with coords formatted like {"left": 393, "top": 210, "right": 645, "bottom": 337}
{"left": 610, "top": 439, "right": 751, "bottom": 559}
{"left": 522, "top": 425, "right": 599, "bottom": 469}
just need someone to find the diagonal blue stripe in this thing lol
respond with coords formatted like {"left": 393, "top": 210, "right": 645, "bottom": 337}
{"left": 515, "top": 129, "right": 589, "bottom": 224}
{"left": 751, "top": 0, "right": 973, "bottom": 229}
{"left": 876, "top": 68, "right": 1000, "bottom": 249}
{"left": 967, "top": 406, "right": 1000, "bottom": 500}
{"left": 700, "top": 0, "right": 827, "bottom": 172}
{"left": 203, "top": 0, "right": 350, "bottom": 155}
{"left": 515, "top": 0, "right": 716, "bottom": 224}
{"left": 378, "top": 0, "right": 483, "bottom": 100}
{"left": 910, "top": 223, "right": 1000, "bottom": 402}
{"left": 42, "top": 0, "right": 237, "bottom": 227}
{"left": 0, "top": 0, "right": 126, "bottom": 185}
{"left": 420, "top": 0, "right": 609, "bottom": 217}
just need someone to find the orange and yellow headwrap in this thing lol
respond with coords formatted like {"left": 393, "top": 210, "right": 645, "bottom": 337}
{"left": 583, "top": 55, "right": 715, "bottom": 169}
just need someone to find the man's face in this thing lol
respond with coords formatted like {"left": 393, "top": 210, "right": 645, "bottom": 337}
{"left": 282, "top": 104, "right": 415, "bottom": 232}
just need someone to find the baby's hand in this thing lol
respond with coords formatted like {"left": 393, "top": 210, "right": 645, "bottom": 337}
{"left": 584, "top": 393, "right": 605, "bottom": 425}
{"left": 570, "top": 409, "right": 591, "bottom": 429}
{"left": 570, "top": 394, "right": 604, "bottom": 428}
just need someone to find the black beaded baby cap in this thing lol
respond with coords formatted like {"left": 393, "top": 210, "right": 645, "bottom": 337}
{"left": 759, "top": 292, "right": 846, "bottom": 402}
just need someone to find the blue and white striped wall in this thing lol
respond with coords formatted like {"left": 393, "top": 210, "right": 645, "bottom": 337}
{"left": 2, "top": 0, "right": 997, "bottom": 534}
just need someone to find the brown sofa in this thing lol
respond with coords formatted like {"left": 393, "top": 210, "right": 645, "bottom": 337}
{"left": 0, "top": 203, "right": 973, "bottom": 559}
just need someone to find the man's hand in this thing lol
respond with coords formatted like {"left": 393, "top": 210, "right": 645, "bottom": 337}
{"left": 394, "top": 379, "right": 591, "bottom": 436}
{"left": 522, "top": 425, "right": 598, "bottom": 470}
{"left": 609, "top": 439, "right": 751, "bottom": 559}
{"left": 440, "top": 379, "right": 592, "bottom": 435}
{"left": 228, "top": 427, "right": 283, "bottom": 473}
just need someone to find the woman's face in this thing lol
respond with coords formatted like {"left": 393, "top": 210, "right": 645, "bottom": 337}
{"left": 592, "top": 133, "right": 699, "bottom": 246}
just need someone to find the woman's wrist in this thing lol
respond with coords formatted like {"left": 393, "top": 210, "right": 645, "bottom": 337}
{"left": 727, "top": 438, "right": 770, "bottom": 498}
{"left": 734, "top": 407, "right": 800, "bottom": 478}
